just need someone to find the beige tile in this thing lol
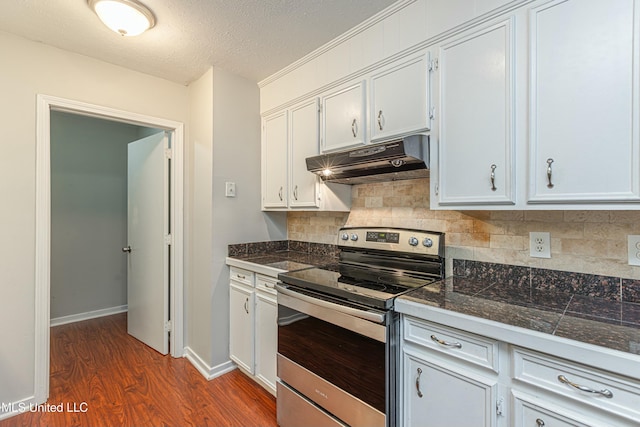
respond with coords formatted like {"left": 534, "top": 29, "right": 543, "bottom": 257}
{"left": 490, "top": 211, "right": 525, "bottom": 221}
{"left": 365, "top": 197, "right": 383, "bottom": 208}
{"left": 474, "top": 220, "right": 507, "bottom": 235}
{"left": 444, "top": 219, "right": 474, "bottom": 233}
{"left": 609, "top": 211, "right": 640, "bottom": 223}
{"left": 563, "top": 211, "right": 610, "bottom": 223}
{"left": 524, "top": 211, "right": 565, "bottom": 222}
{"left": 584, "top": 222, "right": 633, "bottom": 241}
{"left": 490, "top": 235, "right": 526, "bottom": 250}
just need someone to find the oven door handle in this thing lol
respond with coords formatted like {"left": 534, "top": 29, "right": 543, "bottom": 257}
{"left": 276, "top": 284, "right": 387, "bottom": 343}
{"left": 276, "top": 284, "right": 385, "bottom": 324}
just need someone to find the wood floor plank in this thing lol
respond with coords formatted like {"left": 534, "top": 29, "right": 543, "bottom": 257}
{"left": 1, "top": 313, "right": 276, "bottom": 427}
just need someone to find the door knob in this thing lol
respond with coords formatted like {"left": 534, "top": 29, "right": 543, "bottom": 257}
{"left": 122, "top": 246, "right": 132, "bottom": 253}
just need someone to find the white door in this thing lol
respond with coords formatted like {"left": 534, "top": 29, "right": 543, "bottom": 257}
{"left": 289, "top": 98, "right": 320, "bottom": 208}
{"left": 126, "top": 131, "right": 169, "bottom": 355}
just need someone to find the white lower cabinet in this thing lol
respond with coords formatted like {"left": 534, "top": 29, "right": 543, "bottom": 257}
{"left": 401, "top": 317, "right": 502, "bottom": 427}
{"left": 229, "top": 268, "right": 255, "bottom": 374}
{"left": 254, "top": 275, "right": 278, "bottom": 394}
{"left": 400, "top": 315, "right": 640, "bottom": 427}
{"left": 228, "top": 266, "right": 278, "bottom": 396}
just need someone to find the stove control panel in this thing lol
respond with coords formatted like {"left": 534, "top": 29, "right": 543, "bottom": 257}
{"left": 338, "top": 227, "right": 444, "bottom": 256}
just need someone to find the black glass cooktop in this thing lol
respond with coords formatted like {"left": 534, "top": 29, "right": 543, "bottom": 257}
{"left": 278, "top": 263, "right": 438, "bottom": 310}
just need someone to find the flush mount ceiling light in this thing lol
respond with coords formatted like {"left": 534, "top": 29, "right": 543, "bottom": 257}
{"left": 88, "top": 0, "right": 156, "bottom": 36}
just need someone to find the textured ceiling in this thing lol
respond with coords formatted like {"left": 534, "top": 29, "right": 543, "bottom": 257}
{"left": 0, "top": 0, "right": 396, "bottom": 85}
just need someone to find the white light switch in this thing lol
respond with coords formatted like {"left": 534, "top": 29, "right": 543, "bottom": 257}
{"left": 225, "top": 182, "right": 236, "bottom": 198}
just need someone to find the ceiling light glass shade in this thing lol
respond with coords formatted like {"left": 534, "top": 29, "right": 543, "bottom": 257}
{"left": 88, "top": 0, "right": 156, "bottom": 36}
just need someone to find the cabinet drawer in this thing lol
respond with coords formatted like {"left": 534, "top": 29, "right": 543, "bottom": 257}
{"left": 512, "top": 390, "right": 607, "bottom": 427}
{"left": 403, "top": 317, "right": 499, "bottom": 373}
{"left": 512, "top": 347, "right": 640, "bottom": 423}
{"left": 230, "top": 266, "right": 255, "bottom": 286}
{"left": 256, "top": 274, "right": 277, "bottom": 296}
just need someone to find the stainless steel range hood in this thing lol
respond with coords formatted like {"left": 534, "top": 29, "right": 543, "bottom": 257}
{"left": 306, "top": 134, "right": 429, "bottom": 184}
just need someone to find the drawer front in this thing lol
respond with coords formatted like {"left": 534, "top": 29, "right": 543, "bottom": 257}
{"left": 230, "top": 266, "right": 255, "bottom": 286}
{"left": 256, "top": 274, "right": 277, "bottom": 295}
{"left": 403, "top": 316, "right": 499, "bottom": 372}
{"left": 512, "top": 347, "right": 640, "bottom": 422}
{"left": 512, "top": 390, "right": 605, "bottom": 427}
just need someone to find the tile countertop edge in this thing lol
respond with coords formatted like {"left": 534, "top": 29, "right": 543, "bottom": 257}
{"left": 226, "top": 257, "right": 286, "bottom": 279}
{"left": 395, "top": 298, "right": 640, "bottom": 382}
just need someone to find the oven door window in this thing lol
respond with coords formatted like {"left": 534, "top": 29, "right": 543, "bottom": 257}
{"left": 278, "top": 304, "right": 386, "bottom": 413}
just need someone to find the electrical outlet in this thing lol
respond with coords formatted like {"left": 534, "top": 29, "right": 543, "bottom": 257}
{"left": 529, "top": 232, "right": 551, "bottom": 258}
{"left": 627, "top": 235, "right": 640, "bottom": 266}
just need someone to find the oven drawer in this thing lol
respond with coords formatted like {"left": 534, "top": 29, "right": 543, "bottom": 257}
{"left": 403, "top": 316, "right": 499, "bottom": 373}
{"left": 277, "top": 380, "right": 347, "bottom": 427}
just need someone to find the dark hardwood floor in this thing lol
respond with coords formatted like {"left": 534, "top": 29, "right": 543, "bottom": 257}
{"left": 1, "top": 313, "right": 276, "bottom": 427}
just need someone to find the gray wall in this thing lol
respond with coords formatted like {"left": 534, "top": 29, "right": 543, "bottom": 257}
{"left": 50, "top": 111, "right": 160, "bottom": 320}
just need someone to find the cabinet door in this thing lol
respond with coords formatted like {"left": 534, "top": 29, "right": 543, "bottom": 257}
{"left": 321, "top": 81, "right": 367, "bottom": 152}
{"left": 255, "top": 291, "right": 277, "bottom": 394}
{"left": 262, "top": 111, "right": 288, "bottom": 209}
{"left": 229, "top": 282, "right": 254, "bottom": 374}
{"left": 370, "top": 54, "right": 430, "bottom": 142}
{"left": 434, "top": 17, "right": 516, "bottom": 206}
{"left": 404, "top": 352, "right": 499, "bottom": 427}
{"left": 528, "top": 0, "right": 640, "bottom": 203}
{"left": 289, "top": 98, "right": 320, "bottom": 208}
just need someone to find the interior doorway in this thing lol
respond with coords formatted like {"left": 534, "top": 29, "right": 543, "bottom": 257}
{"left": 35, "top": 94, "right": 185, "bottom": 404}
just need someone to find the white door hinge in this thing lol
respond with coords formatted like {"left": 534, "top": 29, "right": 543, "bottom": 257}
{"left": 428, "top": 58, "right": 439, "bottom": 72}
{"left": 164, "top": 320, "right": 173, "bottom": 332}
{"left": 164, "top": 234, "right": 173, "bottom": 245}
{"left": 496, "top": 397, "right": 504, "bottom": 417}
{"left": 164, "top": 148, "right": 172, "bottom": 159}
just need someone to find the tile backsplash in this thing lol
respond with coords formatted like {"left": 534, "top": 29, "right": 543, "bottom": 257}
{"left": 287, "top": 178, "right": 640, "bottom": 280}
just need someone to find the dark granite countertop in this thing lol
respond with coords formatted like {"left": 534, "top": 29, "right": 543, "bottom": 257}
{"left": 399, "top": 276, "right": 640, "bottom": 356}
{"left": 228, "top": 250, "right": 335, "bottom": 273}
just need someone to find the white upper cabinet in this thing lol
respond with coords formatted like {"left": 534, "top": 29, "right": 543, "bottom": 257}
{"left": 370, "top": 53, "right": 431, "bottom": 142}
{"left": 262, "top": 111, "right": 288, "bottom": 209}
{"left": 432, "top": 17, "right": 516, "bottom": 207}
{"left": 289, "top": 98, "right": 321, "bottom": 207}
{"left": 262, "top": 98, "right": 351, "bottom": 211}
{"left": 321, "top": 80, "right": 367, "bottom": 152}
{"left": 527, "top": 0, "right": 640, "bottom": 204}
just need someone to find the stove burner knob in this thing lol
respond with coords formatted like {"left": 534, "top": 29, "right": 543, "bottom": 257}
{"left": 341, "top": 233, "right": 349, "bottom": 241}
{"left": 408, "top": 237, "right": 419, "bottom": 246}
{"left": 350, "top": 234, "right": 359, "bottom": 241}
{"left": 422, "top": 238, "right": 433, "bottom": 248}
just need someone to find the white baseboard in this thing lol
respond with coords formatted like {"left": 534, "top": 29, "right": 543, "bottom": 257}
{"left": 50, "top": 305, "right": 128, "bottom": 327}
{"left": 184, "top": 346, "right": 236, "bottom": 380}
{"left": 0, "top": 394, "right": 40, "bottom": 421}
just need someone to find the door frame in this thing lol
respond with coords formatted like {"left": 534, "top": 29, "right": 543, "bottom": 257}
{"left": 34, "top": 94, "right": 185, "bottom": 403}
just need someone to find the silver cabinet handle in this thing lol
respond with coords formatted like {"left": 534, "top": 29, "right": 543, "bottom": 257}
{"left": 244, "top": 297, "right": 249, "bottom": 314}
{"left": 415, "top": 367, "right": 424, "bottom": 398}
{"left": 351, "top": 118, "right": 358, "bottom": 138}
{"left": 430, "top": 334, "right": 462, "bottom": 349}
{"left": 546, "top": 158, "right": 555, "bottom": 189}
{"left": 236, "top": 274, "right": 246, "bottom": 280}
{"left": 557, "top": 375, "right": 613, "bottom": 398}
{"left": 122, "top": 246, "right": 131, "bottom": 253}
{"left": 490, "top": 164, "right": 497, "bottom": 191}
{"left": 278, "top": 186, "right": 283, "bottom": 201}
{"left": 536, "top": 419, "right": 545, "bottom": 427}
{"left": 265, "top": 282, "right": 275, "bottom": 289}
{"left": 377, "top": 110, "right": 384, "bottom": 131}
{"left": 293, "top": 185, "right": 298, "bottom": 201}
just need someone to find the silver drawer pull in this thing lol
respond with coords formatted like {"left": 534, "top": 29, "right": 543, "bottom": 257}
{"left": 430, "top": 334, "right": 462, "bottom": 349}
{"left": 264, "top": 282, "right": 275, "bottom": 289}
{"left": 416, "top": 367, "right": 424, "bottom": 398}
{"left": 536, "top": 419, "right": 545, "bottom": 427}
{"left": 236, "top": 274, "right": 246, "bottom": 280}
{"left": 557, "top": 375, "right": 613, "bottom": 398}
{"left": 546, "top": 158, "right": 555, "bottom": 189}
